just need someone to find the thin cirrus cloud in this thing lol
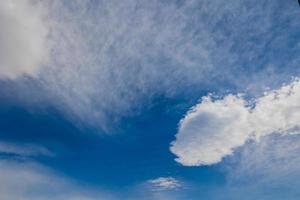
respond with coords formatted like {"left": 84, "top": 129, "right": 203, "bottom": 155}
{"left": 41, "top": 0, "right": 300, "bottom": 130}
{"left": 227, "top": 134, "right": 300, "bottom": 184}
{"left": 0, "top": 141, "right": 115, "bottom": 200}
{"left": 0, "top": 141, "right": 179, "bottom": 200}
{"left": 171, "top": 77, "right": 300, "bottom": 166}
{"left": 1, "top": 0, "right": 300, "bottom": 131}
{"left": 0, "top": 141, "right": 53, "bottom": 157}
{"left": 212, "top": 134, "right": 300, "bottom": 200}
{"left": 0, "top": 159, "right": 115, "bottom": 200}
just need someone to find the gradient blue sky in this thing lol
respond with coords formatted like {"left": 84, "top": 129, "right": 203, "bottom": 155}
{"left": 0, "top": 0, "right": 300, "bottom": 199}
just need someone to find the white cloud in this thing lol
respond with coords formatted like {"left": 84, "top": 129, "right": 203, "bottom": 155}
{"left": 40, "top": 0, "right": 215, "bottom": 131}
{"left": 35, "top": 0, "right": 300, "bottom": 131}
{"left": 1, "top": 0, "right": 300, "bottom": 131}
{"left": 0, "top": 0, "right": 49, "bottom": 79}
{"left": 148, "top": 177, "right": 182, "bottom": 191}
{"left": 171, "top": 77, "right": 300, "bottom": 166}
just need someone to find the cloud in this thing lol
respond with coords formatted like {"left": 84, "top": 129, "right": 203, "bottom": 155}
{"left": 0, "top": 142, "right": 181, "bottom": 200}
{"left": 171, "top": 77, "right": 300, "bottom": 166}
{"left": 0, "top": 0, "right": 49, "bottom": 79}
{"left": 0, "top": 159, "right": 115, "bottom": 200}
{"left": 227, "top": 134, "right": 300, "bottom": 184}
{"left": 0, "top": 140, "right": 115, "bottom": 199}
{"left": 39, "top": 0, "right": 215, "bottom": 130}
{"left": 163, "top": 135, "right": 300, "bottom": 199}
{"left": 148, "top": 177, "right": 182, "bottom": 191}
{"left": 0, "top": 141, "right": 53, "bottom": 157}
{"left": 34, "top": 0, "right": 300, "bottom": 130}
{"left": 1, "top": 0, "right": 300, "bottom": 131}
{"left": 212, "top": 134, "right": 300, "bottom": 200}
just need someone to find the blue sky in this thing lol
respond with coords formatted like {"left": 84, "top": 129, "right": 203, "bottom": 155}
{"left": 0, "top": 0, "right": 300, "bottom": 199}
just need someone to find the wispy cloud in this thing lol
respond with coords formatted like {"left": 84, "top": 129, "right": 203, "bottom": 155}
{"left": 0, "top": 158, "right": 115, "bottom": 200}
{"left": 213, "top": 134, "right": 300, "bottom": 200}
{"left": 148, "top": 177, "right": 182, "bottom": 191}
{"left": 1, "top": 0, "right": 300, "bottom": 131}
{"left": 0, "top": 141, "right": 53, "bottom": 157}
{"left": 0, "top": 140, "right": 113, "bottom": 199}
{"left": 1, "top": 0, "right": 298, "bottom": 130}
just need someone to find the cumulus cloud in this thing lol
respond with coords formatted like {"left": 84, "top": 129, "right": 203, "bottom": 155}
{"left": 171, "top": 77, "right": 300, "bottom": 166}
{"left": 0, "top": 0, "right": 49, "bottom": 79}
{"left": 148, "top": 177, "right": 182, "bottom": 191}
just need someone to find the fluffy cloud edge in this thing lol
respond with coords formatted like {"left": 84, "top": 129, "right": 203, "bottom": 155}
{"left": 0, "top": 0, "right": 49, "bottom": 79}
{"left": 170, "top": 77, "right": 300, "bottom": 166}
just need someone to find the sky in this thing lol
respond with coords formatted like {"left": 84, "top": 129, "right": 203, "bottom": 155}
{"left": 0, "top": 0, "right": 300, "bottom": 199}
